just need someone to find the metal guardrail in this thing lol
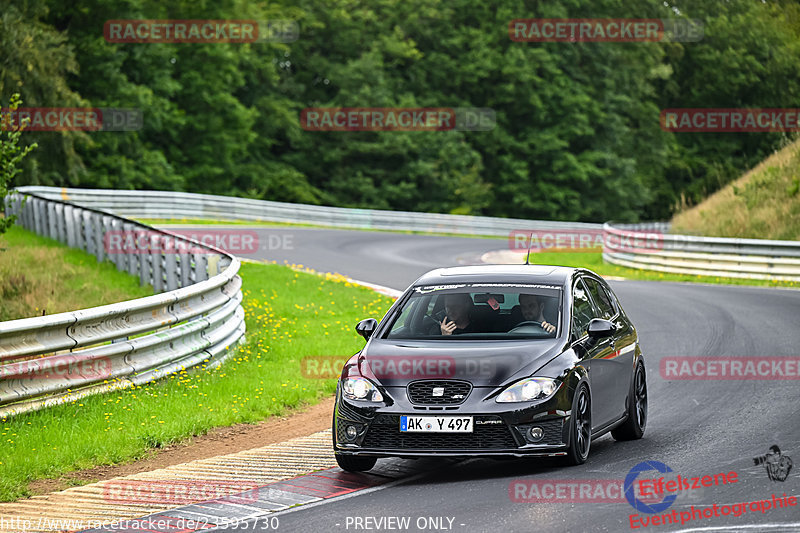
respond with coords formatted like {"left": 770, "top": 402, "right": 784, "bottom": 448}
{"left": 14, "top": 186, "right": 603, "bottom": 236}
{"left": 603, "top": 223, "right": 800, "bottom": 281}
{"left": 0, "top": 191, "right": 245, "bottom": 417}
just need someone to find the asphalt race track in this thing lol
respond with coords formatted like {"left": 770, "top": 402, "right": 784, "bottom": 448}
{"left": 193, "top": 226, "right": 800, "bottom": 533}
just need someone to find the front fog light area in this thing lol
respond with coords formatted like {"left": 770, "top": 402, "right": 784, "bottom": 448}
{"left": 515, "top": 421, "right": 563, "bottom": 445}
{"left": 337, "top": 420, "right": 365, "bottom": 443}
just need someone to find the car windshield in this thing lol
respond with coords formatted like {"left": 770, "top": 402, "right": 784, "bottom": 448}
{"left": 384, "top": 283, "right": 562, "bottom": 340}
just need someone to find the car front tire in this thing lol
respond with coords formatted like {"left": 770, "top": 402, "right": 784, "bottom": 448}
{"left": 611, "top": 361, "right": 647, "bottom": 441}
{"left": 563, "top": 383, "right": 591, "bottom": 466}
{"left": 335, "top": 454, "right": 377, "bottom": 472}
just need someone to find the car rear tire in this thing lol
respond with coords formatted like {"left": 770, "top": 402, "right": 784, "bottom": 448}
{"left": 563, "top": 383, "right": 591, "bottom": 466}
{"left": 335, "top": 454, "right": 377, "bottom": 472}
{"left": 611, "top": 362, "right": 647, "bottom": 441}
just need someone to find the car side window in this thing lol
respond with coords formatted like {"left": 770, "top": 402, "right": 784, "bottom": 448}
{"left": 571, "top": 279, "right": 595, "bottom": 339}
{"left": 584, "top": 278, "right": 615, "bottom": 320}
{"left": 392, "top": 298, "right": 416, "bottom": 329}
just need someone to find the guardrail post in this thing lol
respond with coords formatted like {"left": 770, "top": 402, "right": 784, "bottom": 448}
{"left": 72, "top": 207, "right": 85, "bottom": 251}
{"left": 15, "top": 195, "right": 26, "bottom": 229}
{"left": 27, "top": 197, "right": 36, "bottom": 230}
{"left": 54, "top": 203, "right": 67, "bottom": 244}
{"left": 179, "top": 252, "right": 191, "bottom": 287}
{"left": 110, "top": 218, "right": 125, "bottom": 270}
{"left": 82, "top": 210, "right": 94, "bottom": 256}
{"left": 152, "top": 249, "right": 164, "bottom": 293}
{"left": 139, "top": 247, "right": 151, "bottom": 287}
{"left": 165, "top": 253, "right": 178, "bottom": 291}
{"left": 96, "top": 214, "right": 109, "bottom": 263}
{"left": 33, "top": 198, "right": 45, "bottom": 235}
{"left": 64, "top": 205, "right": 76, "bottom": 248}
{"left": 32, "top": 197, "right": 40, "bottom": 233}
{"left": 47, "top": 202, "right": 58, "bottom": 240}
{"left": 193, "top": 253, "right": 208, "bottom": 283}
{"left": 206, "top": 255, "right": 221, "bottom": 277}
{"left": 122, "top": 222, "right": 139, "bottom": 277}
{"left": 13, "top": 194, "right": 26, "bottom": 228}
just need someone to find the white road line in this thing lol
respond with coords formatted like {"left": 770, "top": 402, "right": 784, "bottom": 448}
{"left": 344, "top": 277, "right": 403, "bottom": 298}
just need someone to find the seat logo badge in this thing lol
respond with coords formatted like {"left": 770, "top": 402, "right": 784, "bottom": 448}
{"left": 432, "top": 387, "right": 445, "bottom": 397}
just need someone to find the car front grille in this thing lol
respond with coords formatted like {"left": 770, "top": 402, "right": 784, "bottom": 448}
{"left": 361, "top": 415, "right": 518, "bottom": 450}
{"left": 407, "top": 380, "right": 472, "bottom": 405}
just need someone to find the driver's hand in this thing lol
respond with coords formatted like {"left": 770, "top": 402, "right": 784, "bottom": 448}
{"left": 541, "top": 320, "right": 556, "bottom": 333}
{"left": 440, "top": 316, "right": 457, "bottom": 335}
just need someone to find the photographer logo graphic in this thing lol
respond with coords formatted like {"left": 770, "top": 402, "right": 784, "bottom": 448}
{"left": 624, "top": 461, "right": 677, "bottom": 514}
{"left": 753, "top": 445, "right": 793, "bottom": 482}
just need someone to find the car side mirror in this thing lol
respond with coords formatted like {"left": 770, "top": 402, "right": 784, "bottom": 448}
{"left": 587, "top": 318, "right": 616, "bottom": 339}
{"left": 355, "top": 318, "right": 378, "bottom": 340}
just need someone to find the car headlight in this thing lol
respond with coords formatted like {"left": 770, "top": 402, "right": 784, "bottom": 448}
{"left": 496, "top": 377, "right": 559, "bottom": 403}
{"left": 342, "top": 377, "right": 384, "bottom": 402}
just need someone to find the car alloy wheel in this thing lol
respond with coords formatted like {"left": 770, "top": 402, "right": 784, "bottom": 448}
{"left": 565, "top": 384, "right": 591, "bottom": 465}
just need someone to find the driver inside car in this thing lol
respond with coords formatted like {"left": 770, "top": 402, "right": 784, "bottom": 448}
{"left": 513, "top": 293, "right": 556, "bottom": 333}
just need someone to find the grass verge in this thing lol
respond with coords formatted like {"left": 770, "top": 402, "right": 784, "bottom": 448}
{"left": 0, "top": 226, "right": 153, "bottom": 321}
{"left": 671, "top": 137, "right": 800, "bottom": 240}
{"left": 0, "top": 261, "right": 393, "bottom": 502}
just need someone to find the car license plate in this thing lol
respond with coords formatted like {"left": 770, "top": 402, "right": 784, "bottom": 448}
{"left": 399, "top": 415, "right": 473, "bottom": 433}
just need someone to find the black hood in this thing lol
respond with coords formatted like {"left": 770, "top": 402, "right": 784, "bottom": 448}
{"left": 360, "top": 338, "right": 563, "bottom": 387}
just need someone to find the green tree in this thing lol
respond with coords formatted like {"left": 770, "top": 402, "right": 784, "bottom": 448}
{"left": 0, "top": 0, "right": 83, "bottom": 186}
{"left": 1, "top": 94, "right": 38, "bottom": 235}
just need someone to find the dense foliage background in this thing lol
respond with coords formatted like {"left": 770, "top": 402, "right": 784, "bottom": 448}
{"left": 2, "top": 0, "right": 799, "bottom": 222}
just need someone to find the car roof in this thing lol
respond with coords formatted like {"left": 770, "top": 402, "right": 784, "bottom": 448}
{"left": 412, "top": 264, "right": 582, "bottom": 287}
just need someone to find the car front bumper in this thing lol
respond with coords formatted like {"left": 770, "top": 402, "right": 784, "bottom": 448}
{"left": 332, "top": 386, "right": 574, "bottom": 459}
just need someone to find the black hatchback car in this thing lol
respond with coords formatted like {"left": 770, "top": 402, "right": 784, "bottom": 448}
{"left": 332, "top": 265, "right": 647, "bottom": 471}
